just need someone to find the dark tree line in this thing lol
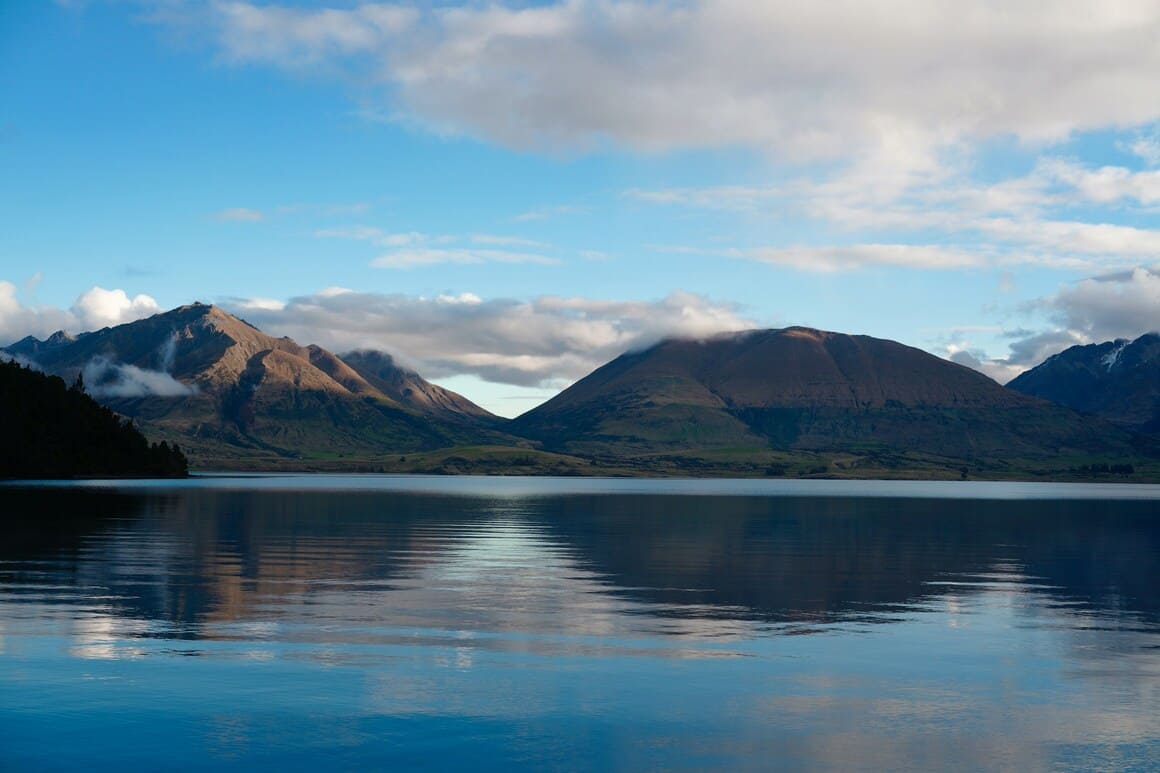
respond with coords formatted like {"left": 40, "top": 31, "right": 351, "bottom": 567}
{"left": 0, "top": 361, "right": 187, "bottom": 479}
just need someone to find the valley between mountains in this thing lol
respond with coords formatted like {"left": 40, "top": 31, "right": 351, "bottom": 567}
{"left": 5, "top": 303, "right": 1158, "bottom": 480}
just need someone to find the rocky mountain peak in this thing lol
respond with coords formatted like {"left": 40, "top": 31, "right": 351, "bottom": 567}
{"left": 1009, "top": 332, "right": 1160, "bottom": 431}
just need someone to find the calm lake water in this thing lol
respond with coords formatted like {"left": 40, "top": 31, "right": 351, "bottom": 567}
{"left": 2, "top": 475, "right": 1159, "bottom": 771}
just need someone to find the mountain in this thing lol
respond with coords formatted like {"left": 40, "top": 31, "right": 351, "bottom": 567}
{"left": 2, "top": 303, "right": 504, "bottom": 467}
{"left": 1008, "top": 333, "right": 1160, "bottom": 432}
{"left": 5, "top": 330, "right": 81, "bottom": 360}
{"left": 338, "top": 349, "right": 500, "bottom": 427}
{"left": 510, "top": 327, "right": 1144, "bottom": 472}
{"left": 7, "top": 312, "right": 1153, "bottom": 478}
{"left": 0, "top": 360, "right": 187, "bottom": 478}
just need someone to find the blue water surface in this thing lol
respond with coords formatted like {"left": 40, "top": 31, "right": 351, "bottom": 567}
{"left": 1, "top": 476, "right": 1158, "bottom": 770}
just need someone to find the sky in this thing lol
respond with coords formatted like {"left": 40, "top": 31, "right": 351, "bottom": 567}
{"left": 3, "top": 0, "right": 1160, "bottom": 417}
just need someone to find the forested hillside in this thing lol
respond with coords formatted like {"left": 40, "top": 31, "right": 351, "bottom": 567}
{"left": 0, "top": 361, "right": 187, "bottom": 479}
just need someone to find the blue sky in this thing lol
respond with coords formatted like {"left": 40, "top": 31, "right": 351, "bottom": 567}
{"left": 3, "top": 1, "right": 1160, "bottom": 416}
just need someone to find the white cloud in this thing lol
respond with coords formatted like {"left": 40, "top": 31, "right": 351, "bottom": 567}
{"left": 980, "top": 218, "right": 1160, "bottom": 262}
{"left": 0, "top": 281, "right": 73, "bottom": 344}
{"left": 470, "top": 233, "right": 548, "bottom": 248}
{"left": 214, "top": 207, "right": 265, "bottom": 222}
{"left": 314, "top": 225, "right": 387, "bottom": 241}
{"left": 270, "top": 201, "right": 373, "bottom": 217}
{"left": 736, "top": 244, "right": 985, "bottom": 272}
{"left": 233, "top": 296, "right": 286, "bottom": 312}
{"left": 82, "top": 357, "right": 198, "bottom": 398}
{"left": 658, "top": 243, "right": 985, "bottom": 272}
{"left": 215, "top": 1, "right": 417, "bottom": 67}
{"left": 511, "top": 204, "right": 586, "bottom": 222}
{"left": 632, "top": 156, "right": 1056, "bottom": 228}
{"left": 317, "top": 227, "right": 541, "bottom": 248}
{"left": 938, "top": 333, "right": 1031, "bottom": 384}
{"left": 222, "top": 289, "right": 758, "bottom": 386}
{"left": 625, "top": 185, "right": 783, "bottom": 212}
{"left": 379, "top": 231, "right": 431, "bottom": 247}
{"left": 1002, "top": 328, "right": 1091, "bottom": 371}
{"left": 1126, "top": 128, "right": 1160, "bottom": 167}
{"left": 1030, "top": 267, "right": 1160, "bottom": 341}
{"left": 633, "top": 154, "right": 1160, "bottom": 273}
{"left": 0, "top": 349, "right": 41, "bottom": 369}
{"left": 953, "top": 267, "right": 1160, "bottom": 381}
{"left": 436, "top": 292, "right": 483, "bottom": 305}
{"left": 946, "top": 349, "right": 1024, "bottom": 385}
{"left": 145, "top": 2, "right": 1160, "bottom": 280}
{"left": 1, "top": 282, "right": 164, "bottom": 345}
{"left": 72, "top": 287, "right": 161, "bottom": 330}
{"left": 1039, "top": 159, "right": 1160, "bottom": 204}
{"left": 371, "top": 247, "right": 559, "bottom": 269}
{"left": 181, "top": 1, "right": 1160, "bottom": 164}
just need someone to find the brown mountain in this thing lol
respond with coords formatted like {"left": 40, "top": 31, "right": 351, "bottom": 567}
{"left": 1008, "top": 333, "right": 1160, "bottom": 432}
{"left": 510, "top": 327, "right": 1142, "bottom": 465}
{"left": 3, "top": 303, "right": 503, "bottom": 466}
{"left": 338, "top": 349, "right": 500, "bottom": 427}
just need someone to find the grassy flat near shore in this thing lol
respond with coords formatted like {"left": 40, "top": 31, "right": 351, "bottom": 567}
{"left": 179, "top": 442, "right": 1160, "bottom": 482}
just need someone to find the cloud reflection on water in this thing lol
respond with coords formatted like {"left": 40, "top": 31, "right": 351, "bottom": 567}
{"left": 0, "top": 482, "right": 1158, "bottom": 769}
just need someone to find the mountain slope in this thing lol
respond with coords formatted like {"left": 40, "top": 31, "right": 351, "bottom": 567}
{"left": 511, "top": 327, "right": 1141, "bottom": 465}
{"left": 338, "top": 349, "right": 502, "bottom": 427}
{"left": 1008, "top": 333, "right": 1160, "bottom": 432}
{"left": 3, "top": 304, "right": 504, "bottom": 466}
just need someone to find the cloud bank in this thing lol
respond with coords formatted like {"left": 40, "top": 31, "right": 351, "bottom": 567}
{"left": 227, "top": 289, "right": 757, "bottom": 386}
{"left": 131, "top": 2, "right": 1160, "bottom": 282}
{"left": 188, "top": 0, "right": 1160, "bottom": 163}
{"left": 636, "top": 153, "right": 1160, "bottom": 273}
{"left": 0, "top": 283, "right": 160, "bottom": 345}
{"left": 1032, "top": 267, "right": 1160, "bottom": 341}
{"left": 948, "top": 267, "right": 1160, "bottom": 383}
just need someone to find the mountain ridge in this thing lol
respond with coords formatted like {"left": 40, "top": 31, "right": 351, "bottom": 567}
{"left": 6, "top": 312, "right": 1154, "bottom": 478}
{"left": 510, "top": 326, "right": 1144, "bottom": 465}
{"left": 3, "top": 303, "right": 505, "bottom": 466}
{"left": 1008, "top": 332, "right": 1160, "bottom": 432}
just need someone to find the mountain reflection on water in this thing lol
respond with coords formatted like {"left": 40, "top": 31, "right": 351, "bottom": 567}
{"left": 1, "top": 479, "right": 1159, "bottom": 770}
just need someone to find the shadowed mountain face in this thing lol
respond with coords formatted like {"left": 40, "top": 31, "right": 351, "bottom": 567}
{"left": 3, "top": 304, "right": 501, "bottom": 465}
{"left": 1008, "top": 333, "right": 1160, "bottom": 433}
{"left": 511, "top": 327, "right": 1140, "bottom": 461}
{"left": 338, "top": 349, "right": 500, "bottom": 427}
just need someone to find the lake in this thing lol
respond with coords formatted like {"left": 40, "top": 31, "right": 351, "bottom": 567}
{"left": 2, "top": 475, "right": 1159, "bottom": 770}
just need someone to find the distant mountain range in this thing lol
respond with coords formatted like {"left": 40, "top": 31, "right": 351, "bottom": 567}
{"left": 4, "top": 306, "right": 1155, "bottom": 478}
{"left": 1008, "top": 332, "right": 1160, "bottom": 433}
{"left": 4, "top": 303, "right": 509, "bottom": 467}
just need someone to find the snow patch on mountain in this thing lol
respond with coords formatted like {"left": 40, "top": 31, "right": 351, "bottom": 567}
{"left": 1101, "top": 340, "right": 1129, "bottom": 371}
